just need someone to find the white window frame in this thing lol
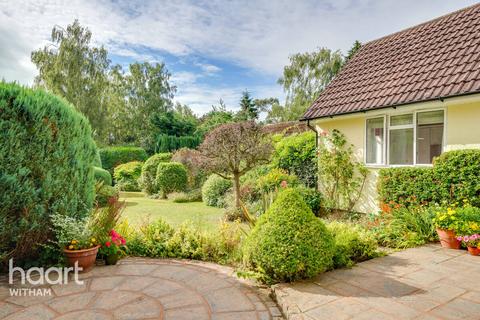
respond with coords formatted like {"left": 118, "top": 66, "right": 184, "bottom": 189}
{"left": 364, "top": 107, "right": 446, "bottom": 167}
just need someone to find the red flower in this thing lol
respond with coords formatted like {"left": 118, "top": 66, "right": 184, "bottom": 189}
{"left": 105, "top": 241, "right": 111, "bottom": 248}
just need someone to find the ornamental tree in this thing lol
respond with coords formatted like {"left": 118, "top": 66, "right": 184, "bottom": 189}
{"left": 197, "top": 121, "right": 273, "bottom": 208}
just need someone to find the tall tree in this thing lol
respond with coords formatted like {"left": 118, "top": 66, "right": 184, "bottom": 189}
{"left": 278, "top": 48, "right": 344, "bottom": 120}
{"left": 197, "top": 121, "right": 272, "bottom": 209}
{"left": 237, "top": 90, "right": 258, "bottom": 120}
{"left": 345, "top": 40, "right": 362, "bottom": 62}
{"left": 31, "top": 20, "right": 110, "bottom": 140}
{"left": 196, "top": 100, "right": 235, "bottom": 136}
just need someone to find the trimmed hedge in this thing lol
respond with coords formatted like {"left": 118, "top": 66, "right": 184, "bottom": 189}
{"left": 243, "top": 188, "right": 334, "bottom": 283}
{"left": 202, "top": 174, "right": 232, "bottom": 208}
{"left": 378, "top": 149, "right": 480, "bottom": 209}
{"left": 140, "top": 153, "right": 172, "bottom": 195}
{"left": 156, "top": 162, "right": 188, "bottom": 198}
{"left": 155, "top": 134, "right": 202, "bottom": 153}
{"left": 0, "top": 82, "right": 97, "bottom": 267}
{"left": 99, "top": 146, "right": 147, "bottom": 174}
{"left": 94, "top": 166, "right": 112, "bottom": 186}
{"left": 113, "top": 161, "right": 143, "bottom": 191}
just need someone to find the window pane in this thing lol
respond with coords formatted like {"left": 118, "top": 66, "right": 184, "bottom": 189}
{"left": 366, "top": 117, "right": 384, "bottom": 164}
{"left": 390, "top": 114, "right": 413, "bottom": 126}
{"left": 389, "top": 128, "right": 414, "bottom": 165}
{"left": 417, "top": 111, "right": 444, "bottom": 164}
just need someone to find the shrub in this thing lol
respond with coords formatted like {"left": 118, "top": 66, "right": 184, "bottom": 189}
{"left": 369, "top": 207, "right": 437, "bottom": 249}
{"left": 167, "top": 222, "right": 204, "bottom": 259}
{"left": 99, "top": 146, "right": 147, "bottom": 174}
{"left": 456, "top": 205, "right": 480, "bottom": 235}
{"left": 127, "top": 219, "right": 174, "bottom": 257}
{"left": 433, "top": 149, "right": 480, "bottom": 207}
{"left": 95, "top": 184, "right": 119, "bottom": 207}
{"left": 94, "top": 166, "right": 112, "bottom": 186}
{"left": 271, "top": 132, "right": 318, "bottom": 188}
{"left": 155, "top": 134, "right": 202, "bottom": 153}
{"left": 113, "top": 161, "right": 143, "bottom": 191}
{"left": 156, "top": 162, "right": 188, "bottom": 198}
{"left": 172, "top": 148, "right": 206, "bottom": 189}
{"left": 257, "top": 168, "right": 299, "bottom": 193}
{"left": 243, "top": 189, "right": 334, "bottom": 283}
{"left": 0, "top": 82, "right": 97, "bottom": 267}
{"left": 170, "top": 189, "right": 202, "bottom": 203}
{"left": 202, "top": 174, "right": 232, "bottom": 207}
{"left": 140, "top": 153, "right": 172, "bottom": 195}
{"left": 296, "top": 186, "right": 323, "bottom": 216}
{"left": 326, "top": 221, "right": 379, "bottom": 268}
{"left": 377, "top": 167, "right": 436, "bottom": 209}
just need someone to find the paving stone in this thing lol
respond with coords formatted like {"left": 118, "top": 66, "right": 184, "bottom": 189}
{"left": 0, "top": 302, "right": 22, "bottom": 318}
{"left": 51, "top": 280, "right": 88, "bottom": 296}
{"left": 211, "top": 311, "right": 258, "bottom": 319}
{"left": 164, "top": 305, "right": 210, "bottom": 320}
{"left": 47, "top": 291, "right": 96, "bottom": 313}
{"left": 92, "top": 290, "right": 143, "bottom": 310}
{"left": 150, "top": 265, "right": 200, "bottom": 282}
{"left": 114, "top": 263, "right": 158, "bottom": 276}
{"left": 304, "top": 302, "right": 351, "bottom": 320}
{"left": 4, "top": 304, "right": 56, "bottom": 320}
{"left": 115, "top": 276, "right": 157, "bottom": 291}
{"left": 183, "top": 271, "right": 232, "bottom": 293}
{"left": 275, "top": 283, "right": 339, "bottom": 312}
{"left": 113, "top": 295, "right": 162, "bottom": 319}
{"left": 55, "top": 310, "right": 112, "bottom": 320}
{"left": 142, "top": 278, "right": 184, "bottom": 298}
{"left": 90, "top": 276, "right": 126, "bottom": 291}
{"left": 158, "top": 289, "right": 205, "bottom": 309}
{"left": 353, "top": 296, "right": 421, "bottom": 319}
{"left": 461, "top": 290, "right": 480, "bottom": 303}
{"left": 5, "top": 291, "right": 53, "bottom": 307}
{"left": 205, "top": 287, "right": 255, "bottom": 313}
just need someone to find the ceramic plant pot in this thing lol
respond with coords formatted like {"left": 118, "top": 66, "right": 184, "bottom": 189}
{"left": 467, "top": 246, "right": 480, "bottom": 256}
{"left": 63, "top": 245, "right": 100, "bottom": 272}
{"left": 436, "top": 228, "right": 461, "bottom": 249}
{"left": 105, "top": 253, "right": 120, "bottom": 265}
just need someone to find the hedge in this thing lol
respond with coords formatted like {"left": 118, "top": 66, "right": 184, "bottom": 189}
{"left": 377, "top": 149, "right": 480, "bottom": 208}
{"left": 155, "top": 134, "right": 202, "bottom": 153}
{"left": 156, "top": 162, "right": 188, "bottom": 198}
{"left": 202, "top": 174, "right": 232, "bottom": 208}
{"left": 140, "top": 153, "right": 172, "bottom": 195}
{"left": 99, "top": 146, "right": 147, "bottom": 174}
{"left": 113, "top": 161, "right": 143, "bottom": 191}
{"left": 0, "top": 82, "right": 97, "bottom": 267}
{"left": 94, "top": 166, "right": 112, "bottom": 186}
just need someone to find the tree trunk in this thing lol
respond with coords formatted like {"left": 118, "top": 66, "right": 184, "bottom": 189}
{"left": 233, "top": 173, "right": 241, "bottom": 209}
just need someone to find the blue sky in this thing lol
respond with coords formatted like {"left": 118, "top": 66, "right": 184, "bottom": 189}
{"left": 1, "top": 0, "right": 478, "bottom": 114}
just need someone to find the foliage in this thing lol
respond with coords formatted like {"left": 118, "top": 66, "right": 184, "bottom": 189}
{"left": 51, "top": 215, "right": 97, "bottom": 251}
{"left": 451, "top": 205, "right": 480, "bottom": 235}
{"left": 113, "top": 161, "right": 143, "bottom": 191}
{"left": 150, "top": 108, "right": 197, "bottom": 137}
{"left": 377, "top": 167, "right": 435, "bottom": 209}
{"left": 196, "top": 100, "right": 235, "bottom": 136}
{"left": 154, "top": 134, "right": 202, "bottom": 153}
{"left": 127, "top": 219, "right": 174, "bottom": 257}
{"left": 236, "top": 91, "right": 258, "bottom": 120}
{"left": 31, "top": 20, "right": 110, "bottom": 141}
{"left": 243, "top": 189, "right": 334, "bottom": 283}
{"left": 202, "top": 174, "right": 233, "bottom": 208}
{"left": 433, "top": 149, "right": 480, "bottom": 207}
{"left": 456, "top": 234, "right": 480, "bottom": 248}
{"left": 271, "top": 132, "right": 317, "bottom": 187}
{"left": 197, "top": 121, "right": 273, "bottom": 208}
{"left": 98, "top": 230, "right": 126, "bottom": 257}
{"left": 369, "top": 207, "right": 438, "bottom": 249}
{"left": 319, "top": 129, "right": 368, "bottom": 213}
{"left": 99, "top": 146, "right": 147, "bottom": 174}
{"left": 95, "top": 184, "right": 119, "bottom": 207}
{"left": 432, "top": 206, "right": 461, "bottom": 231}
{"left": 156, "top": 162, "right": 188, "bottom": 198}
{"left": 257, "top": 168, "right": 299, "bottom": 193}
{"left": 277, "top": 48, "right": 344, "bottom": 120}
{"left": 295, "top": 186, "right": 323, "bottom": 216}
{"left": 326, "top": 221, "right": 379, "bottom": 268}
{"left": 172, "top": 148, "right": 206, "bottom": 189}
{"left": 170, "top": 189, "right": 202, "bottom": 203}
{"left": 345, "top": 40, "right": 362, "bottom": 62}
{"left": 0, "top": 82, "right": 97, "bottom": 268}
{"left": 89, "top": 196, "right": 124, "bottom": 244}
{"left": 140, "top": 153, "right": 172, "bottom": 195}
{"left": 166, "top": 222, "right": 204, "bottom": 259}
{"left": 94, "top": 166, "right": 112, "bottom": 186}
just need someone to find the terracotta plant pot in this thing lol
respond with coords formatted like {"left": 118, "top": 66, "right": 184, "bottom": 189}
{"left": 105, "top": 253, "right": 120, "bottom": 265}
{"left": 467, "top": 246, "right": 480, "bottom": 256}
{"left": 63, "top": 245, "right": 100, "bottom": 272}
{"left": 436, "top": 228, "right": 461, "bottom": 249}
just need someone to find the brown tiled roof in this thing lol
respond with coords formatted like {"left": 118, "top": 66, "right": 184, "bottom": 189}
{"left": 302, "top": 4, "right": 480, "bottom": 120}
{"left": 262, "top": 121, "right": 308, "bottom": 135}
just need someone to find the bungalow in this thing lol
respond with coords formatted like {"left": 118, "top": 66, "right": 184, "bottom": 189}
{"left": 301, "top": 4, "right": 480, "bottom": 213}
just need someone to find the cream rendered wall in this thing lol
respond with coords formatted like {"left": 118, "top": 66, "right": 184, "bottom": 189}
{"left": 311, "top": 94, "right": 480, "bottom": 214}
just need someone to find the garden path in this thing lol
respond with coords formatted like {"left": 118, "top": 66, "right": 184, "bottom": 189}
{"left": 0, "top": 258, "right": 283, "bottom": 320}
{"left": 273, "top": 244, "right": 480, "bottom": 320}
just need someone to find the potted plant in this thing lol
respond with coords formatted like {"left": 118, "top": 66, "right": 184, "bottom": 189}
{"left": 99, "top": 229, "right": 127, "bottom": 265}
{"left": 433, "top": 207, "right": 461, "bottom": 249}
{"left": 457, "top": 234, "right": 480, "bottom": 256}
{"left": 52, "top": 215, "right": 100, "bottom": 272}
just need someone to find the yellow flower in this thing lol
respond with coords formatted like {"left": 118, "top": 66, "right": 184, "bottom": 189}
{"left": 91, "top": 238, "right": 96, "bottom": 243}
{"left": 71, "top": 240, "right": 77, "bottom": 244}
{"left": 68, "top": 245, "right": 74, "bottom": 250}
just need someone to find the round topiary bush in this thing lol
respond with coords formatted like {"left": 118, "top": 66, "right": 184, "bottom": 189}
{"left": 243, "top": 188, "right": 334, "bottom": 283}
{"left": 140, "top": 153, "right": 172, "bottom": 195}
{"left": 202, "top": 174, "right": 232, "bottom": 207}
{"left": 95, "top": 185, "right": 119, "bottom": 207}
{"left": 0, "top": 82, "right": 97, "bottom": 267}
{"left": 99, "top": 146, "right": 147, "bottom": 174}
{"left": 113, "top": 161, "right": 143, "bottom": 191}
{"left": 156, "top": 162, "right": 188, "bottom": 198}
{"left": 94, "top": 166, "right": 112, "bottom": 186}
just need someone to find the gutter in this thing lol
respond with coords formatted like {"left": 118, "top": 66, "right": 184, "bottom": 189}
{"left": 299, "top": 90, "right": 480, "bottom": 122}
{"left": 306, "top": 119, "right": 318, "bottom": 148}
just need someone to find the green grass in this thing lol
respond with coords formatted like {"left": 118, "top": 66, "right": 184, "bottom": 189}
{"left": 119, "top": 192, "right": 225, "bottom": 231}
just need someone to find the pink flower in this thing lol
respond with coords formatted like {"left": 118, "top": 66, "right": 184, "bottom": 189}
{"left": 105, "top": 241, "right": 111, "bottom": 248}
{"left": 280, "top": 180, "right": 288, "bottom": 188}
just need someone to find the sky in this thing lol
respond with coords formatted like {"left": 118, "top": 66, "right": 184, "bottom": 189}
{"left": 0, "top": 0, "right": 478, "bottom": 115}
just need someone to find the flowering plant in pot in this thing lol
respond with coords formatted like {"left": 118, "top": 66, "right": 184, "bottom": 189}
{"left": 99, "top": 230, "right": 127, "bottom": 265}
{"left": 52, "top": 215, "right": 100, "bottom": 272}
{"left": 432, "top": 206, "right": 461, "bottom": 249}
{"left": 456, "top": 234, "right": 480, "bottom": 256}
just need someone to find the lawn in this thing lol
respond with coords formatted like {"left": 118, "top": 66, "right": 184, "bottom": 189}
{"left": 119, "top": 191, "right": 225, "bottom": 231}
